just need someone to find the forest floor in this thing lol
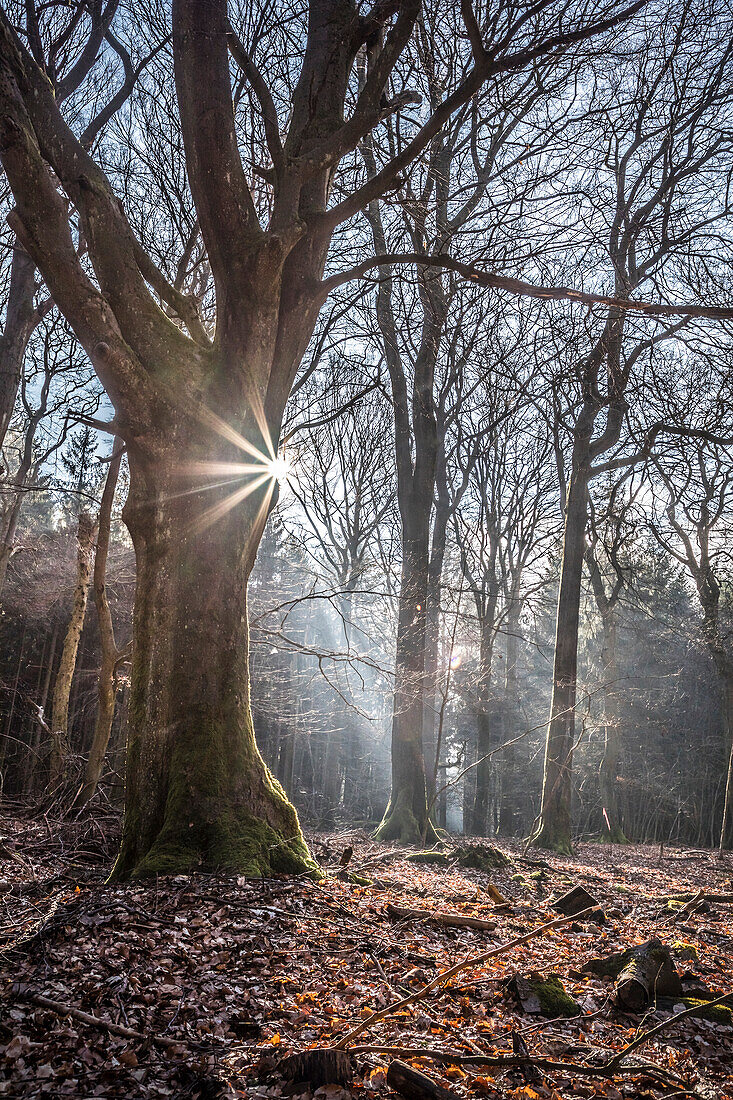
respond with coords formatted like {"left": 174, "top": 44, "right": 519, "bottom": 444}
{"left": 1, "top": 812, "right": 733, "bottom": 1100}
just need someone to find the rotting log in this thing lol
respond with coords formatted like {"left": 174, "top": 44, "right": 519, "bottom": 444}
{"left": 387, "top": 1059, "right": 459, "bottom": 1100}
{"left": 615, "top": 940, "right": 682, "bottom": 1011}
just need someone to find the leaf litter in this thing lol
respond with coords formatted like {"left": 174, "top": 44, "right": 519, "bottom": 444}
{"left": 1, "top": 812, "right": 732, "bottom": 1098}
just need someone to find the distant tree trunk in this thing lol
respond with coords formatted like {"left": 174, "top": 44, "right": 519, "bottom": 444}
{"left": 74, "top": 447, "right": 125, "bottom": 809}
{"left": 719, "top": 676, "right": 733, "bottom": 856}
{"left": 0, "top": 622, "right": 27, "bottom": 773}
{"left": 0, "top": 493, "right": 23, "bottom": 597}
{"left": 49, "top": 510, "right": 97, "bottom": 790}
{"left": 471, "top": 623, "right": 495, "bottom": 837}
{"left": 423, "top": 486, "right": 450, "bottom": 810}
{"left": 25, "top": 622, "right": 58, "bottom": 794}
{"left": 532, "top": 465, "right": 589, "bottom": 853}
{"left": 598, "top": 608, "right": 627, "bottom": 842}
{"left": 376, "top": 521, "right": 437, "bottom": 844}
{"left": 499, "top": 605, "right": 520, "bottom": 835}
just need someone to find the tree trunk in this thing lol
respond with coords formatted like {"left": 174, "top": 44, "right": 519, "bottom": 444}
{"left": 471, "top": 624, "right": 494, "bottom": 837}
{"left": 376, "top": 530, "right": 436, "bottom": 844}
{"left": 499, "top": 607, "right": 520, "bottom": 835}
{"left": 49, "top": 510, "right": 97, "bottom": 790}
{"left": 0, "top": 246, "right": 37, "bottom": 450}
{"left": 74, "top": 448, "right": 124, "bottom": 809}
{"left": 532, "top": 466, "right": 589, "bottom": 853}
{"left": 598, "top": 609, "right": 627, "bottom": 842}
{"left": 111, "top": 451, "right": 316, "bottom": 880}
{"left": 718, "top": 669, "right": 733, "bottom": 853}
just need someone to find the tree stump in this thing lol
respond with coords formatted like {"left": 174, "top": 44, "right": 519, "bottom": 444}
{"left": 279, "top": 1048, "right": 352, "bottom": 1088}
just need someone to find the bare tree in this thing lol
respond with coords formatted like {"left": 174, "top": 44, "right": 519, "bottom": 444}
{"left": 0, "top": 0, "right": 643, "bottom": 875}
{"left": 532, "top": 5, "right": 733, "bottom": 851}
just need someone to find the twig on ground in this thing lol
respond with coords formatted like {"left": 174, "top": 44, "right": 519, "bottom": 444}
{"left": 12, "top": 989, "right": 209, "bottom": 1051}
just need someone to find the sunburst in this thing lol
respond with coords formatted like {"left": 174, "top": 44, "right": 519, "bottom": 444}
{"left": 179, "top": 400, "right": 292, "bottom": 537}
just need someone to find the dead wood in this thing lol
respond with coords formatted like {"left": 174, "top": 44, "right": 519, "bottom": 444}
{"left": 615, "top": 939, "right": 682, "bottom": 1011}
{"left": 12, "top": 988, "right": 197, "bottom": 1049}
{"left": 606, "top": 989, "right": 733, "bottom": 1070}
{"left": 345, "top": 1047, "right": 685, "bottom": 1086}
{"left": 552, "top": 884, "right": 604, "bottom": 921}
{"left": 386, "top": 1059, "right": 459, "bottom": 1100}
{"left": 387, "top": 902, "right": 497, "bottom": 931}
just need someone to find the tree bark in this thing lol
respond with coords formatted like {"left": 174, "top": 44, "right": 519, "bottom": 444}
{"left": 0, "top": 245, "right": 39, "bottom": 450}
{"left": 532, "top": 465, "right": 589, "bottom": 853}
{"left": 49, "top": 509, "right": 97, "bottom": 790}
{"left": 111, "top": 442, "right": 317, "bottom": 880}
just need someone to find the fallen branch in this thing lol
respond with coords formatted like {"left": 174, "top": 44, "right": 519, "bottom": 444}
{"left": 13, "top": 989, "right": 204, "bottom": 1050}
{"left": 387, "top": 903, "right": 497, "bottom": 931}
{"left": 344, "top": 1046, "right": 684, "bottom": 1085}
{"left": 333, "top": 907, "right": 600, "bottom": 1050}
{"left": 605, "top": 989, "right": 733, "bottom": 1071}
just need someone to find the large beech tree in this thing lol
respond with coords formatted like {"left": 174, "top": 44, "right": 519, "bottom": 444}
{"left": 0, "top": 0, "right": 641, "bottom": 877}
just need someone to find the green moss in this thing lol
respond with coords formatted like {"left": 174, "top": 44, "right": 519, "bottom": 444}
{"left": 530, "top": 819, "right": 573, "bottom": 856}
{"left": 528, "top": 975, "right": 582, "bottom": 1017}
{"left": 374, "top": 786, "right": 438, "bottom": 845}
{"left": 407, "top": 850, "right": 450, "bottom": 865}
{"left": 600, "top": 825, "right": 629, "bottom": 844}
{"left": 455, "top": 844, "right": 511, "bottom": 870}
{"left": 671, "top": 941, "right": 700, "bottom": 963}
{"left": 658, "top": 997, "right": 732, "bottom": 1024}
{"left": 111, "top": 713, "right": 321, "bottom": 881}
{"left": 339, "top": 871, "right": 372, "bottom": 886}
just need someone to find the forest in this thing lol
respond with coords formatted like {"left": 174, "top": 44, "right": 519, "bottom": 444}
{"left": 2, "top": 0, "right": 733, "bottom": 1097}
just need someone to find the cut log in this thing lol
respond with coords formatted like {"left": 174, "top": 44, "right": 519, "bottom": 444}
{"left": 551, "top": 884, "right": 604, "bottom": 922}
{"left": 278, "top": 1048, "right": 352, "bottom": 1088}
{"left": 614, "top": 940, "right": 682, "bottom": 1011}
{"left": 386, "top": 1059, "right": 459, "bottom": 1100}
{"left": 387, "top": 903, "right": 497, "bottom": 931}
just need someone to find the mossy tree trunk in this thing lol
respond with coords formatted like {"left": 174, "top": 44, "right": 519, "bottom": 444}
{"left": 376, "top": 530, "right": 436, "bottom": 845}
{"left": 49, "top": 510, "right": 97, "bottom": 790}
{"left": 112, "top": 413, "right": 317, "bottom": 879}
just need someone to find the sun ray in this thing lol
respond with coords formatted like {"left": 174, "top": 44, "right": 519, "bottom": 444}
{"left": 189, "top": 472, "right": 272, "bottom": 536}
{"left": 194, "top": 404, "right": 273, "bottom": 466}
